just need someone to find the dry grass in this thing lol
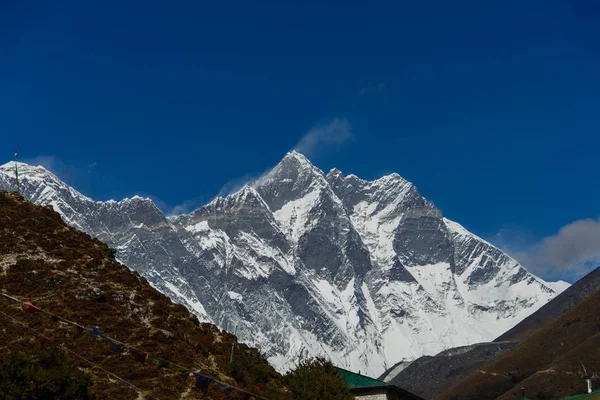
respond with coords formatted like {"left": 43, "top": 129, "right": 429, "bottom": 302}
{"left": 0, "top": 192, "right": 289, "bottom": 400}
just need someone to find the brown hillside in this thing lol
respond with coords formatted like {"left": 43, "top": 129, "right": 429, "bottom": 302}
{"left": 0, "top": 192, "right": 289, "bottom": 400}
{"left": 436, "top": 285, "right": 600, "bottom": 400}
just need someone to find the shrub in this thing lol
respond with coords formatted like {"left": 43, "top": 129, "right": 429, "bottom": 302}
{"left": 0, "top": 345, "right": 94, "bottom": 400}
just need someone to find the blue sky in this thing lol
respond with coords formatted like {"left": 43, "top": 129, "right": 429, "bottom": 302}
{"left": 1, "top": 1, "right": 599, "bottom": 282}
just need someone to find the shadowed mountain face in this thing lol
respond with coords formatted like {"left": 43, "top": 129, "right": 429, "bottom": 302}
{"left": 0, "top": 152, "right": 566, "bottom": 376}
{"left": 386, "top": 341, "right": 520, "bottom": 400}
{"left": 436, "top": 285, "right": 600, "bottom": 400}
{"left": 496, "top": 266, "right": 600, "bottom": 343}
{"left": 0, "top": 192, "right": 286, "bottom": 400}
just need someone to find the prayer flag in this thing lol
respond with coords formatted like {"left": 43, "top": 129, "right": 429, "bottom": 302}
{"left": 109, "top": 339, "right": 124, "bottom": 353}
{"left": 216, "top": 382, "right": 234, "bottom": 397}
{"left": 193, "top": 372, "right": 213, "bottom": 391}
{"left": 21, "top": 302, "right": 40, "bottom": 313}
{"left": 235, "top": 390, "right": 252, "bottom": 400}
{"left": 84, "top": 326, "right": 102, "bottom": 337}
{"left": 129, "top": 347, "right": 147, "bottom": 363}
{"left": 149, "top": 355, "right": 169, "bottom": 368}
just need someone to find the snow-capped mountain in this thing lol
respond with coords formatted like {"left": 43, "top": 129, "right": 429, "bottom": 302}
{"left": 0, "top": 153, "right": 568, "bottom": 376}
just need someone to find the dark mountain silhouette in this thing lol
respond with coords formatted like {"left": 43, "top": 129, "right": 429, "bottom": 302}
{"left": 386, "top": 341, "right": 519, "bottom": 399}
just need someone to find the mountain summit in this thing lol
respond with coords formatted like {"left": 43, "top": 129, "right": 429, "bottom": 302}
{"left": 0, "top": 154, "right": 567, "bottom": 376}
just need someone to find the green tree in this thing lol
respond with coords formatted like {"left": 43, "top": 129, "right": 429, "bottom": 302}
{"left": 0, "top": 345, "right": 93, "bottom": 400}
{"left": 283, "top": 357, "right": 354, "bottom": 400}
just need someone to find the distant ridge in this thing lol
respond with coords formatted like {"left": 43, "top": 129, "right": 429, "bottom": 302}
{"left": 386, "top": 341, "right": 520, "bottom": 399}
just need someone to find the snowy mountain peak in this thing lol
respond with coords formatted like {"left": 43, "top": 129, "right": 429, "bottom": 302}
{"left": 284, "top": 149, "right": 312, "bottom": 164}
{"left": 326, "top": 168, "right": 343, "bottom": 179}
{"left": 0, "top": 154, "right": 568, "bottom": 377}
{"left": 2, "top": 161, "right": 61, "bottom": 184}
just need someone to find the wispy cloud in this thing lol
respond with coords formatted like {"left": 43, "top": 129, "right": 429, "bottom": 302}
{"left": 213, "top": 118, "right": 353, "bottom": 199}
{"left": 491, "top": 218, "right": 600, "bottom": 282}
{"left": 164, "top": 119, "right": 354, "bottom": 212}
{"left": 168, "top": 199, "right": 202, "bottom": 216}
{"left": 21, "top": 155, "right": 62, "bottom": 173}
{"left": 215, "top": 174, "right": 261, "bottom": 198}
{"left": 293, "top": 118, "right": 352, "bottom": 158}
{"left": 21, "top": 155, "right": 79, "bottom": 185}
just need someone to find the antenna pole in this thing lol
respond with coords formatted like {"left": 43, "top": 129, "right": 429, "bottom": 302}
{"left": 13, "top": 152, "right": 20, "bottom": 193}
{"left": 229, "top": 322, "right": 238, "bottom": 365}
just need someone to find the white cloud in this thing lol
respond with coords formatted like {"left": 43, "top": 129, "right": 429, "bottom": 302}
{"left": 535, "top": 218, "right": 600, "bottom": 275}
{"left": 293, "top": 118, "right": 352, "bottom": 157}
{"left": 216, "top": 174, "right": 260, "bottom": 198}
{"left": 168, "top": 200, "right": 200, "bottom": 216}
{"left": 491, "top": 218, "right": 600, "bottom": 281}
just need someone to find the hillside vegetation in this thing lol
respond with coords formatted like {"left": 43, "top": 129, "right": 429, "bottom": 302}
{"left": 0, "top": 192, "right": 288, "bottom": 399}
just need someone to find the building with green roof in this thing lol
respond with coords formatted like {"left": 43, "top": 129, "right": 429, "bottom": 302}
{"left": 561, "top": 390, "right": 600, "bottom": 399}
{"left": 336, "top": 367, "right": 423, "bottom": 400}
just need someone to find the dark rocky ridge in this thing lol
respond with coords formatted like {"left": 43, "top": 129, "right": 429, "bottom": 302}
{"left": 387, "top": 341, "right": 519, "bottom": 400}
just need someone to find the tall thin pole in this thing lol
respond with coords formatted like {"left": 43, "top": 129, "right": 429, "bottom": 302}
{"left": 229, "top": 322, "right": 238, "bottom": 365}
{"left": 14, "top": 152, "right": 20, "bottom": 193}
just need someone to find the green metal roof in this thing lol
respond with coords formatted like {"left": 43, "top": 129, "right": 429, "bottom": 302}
{"left": 336, "top": 367, "right": 387, "bottom": 389}
{"left": 561, "top": 391, "right": 600, "bottom": 399}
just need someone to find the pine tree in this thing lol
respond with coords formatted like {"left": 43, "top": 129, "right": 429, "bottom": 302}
{"left": 284, "top": 357, "right": 354, "bottom": 400}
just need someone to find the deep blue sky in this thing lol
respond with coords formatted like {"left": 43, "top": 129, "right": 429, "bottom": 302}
{"left": 1, "top": 1, "right": 598, "bottom": 281}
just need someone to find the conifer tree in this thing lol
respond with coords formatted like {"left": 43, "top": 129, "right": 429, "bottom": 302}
{"left": 284, "top": 357, "right": 354, "bottom": 400}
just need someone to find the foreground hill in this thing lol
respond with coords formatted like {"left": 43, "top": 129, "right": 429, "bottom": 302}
{"left": 0, "top": 192, "right": 286, "bottom": 399}
{"left": 0, "top": 153, "right": 568, "bottom": 375}
{"left": 386, "top": 341, "right": 519, "bottom": 399}
{"left": 436, "top": 284, "right": 600, "bottom": 400}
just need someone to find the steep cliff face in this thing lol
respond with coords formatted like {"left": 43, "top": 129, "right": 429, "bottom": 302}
{"left": 0, "top": 152, "right": 567, "bottom": 376}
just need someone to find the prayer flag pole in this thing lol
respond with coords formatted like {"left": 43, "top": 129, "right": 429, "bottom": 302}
{"left": 14, "top": 152, "right": 20, "bottom": 193}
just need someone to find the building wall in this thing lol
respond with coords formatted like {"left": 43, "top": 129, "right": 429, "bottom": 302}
{"left": 354, "top": 388, "right": 388, "bottom": 400}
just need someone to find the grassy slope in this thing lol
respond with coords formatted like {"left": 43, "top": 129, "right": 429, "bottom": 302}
{"left": 0, "top": 192, "right": 289, "bottom": 400}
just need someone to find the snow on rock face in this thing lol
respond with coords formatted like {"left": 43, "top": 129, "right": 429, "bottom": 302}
{"left": 0, "top": 155, "right": 568, "bottom": 377}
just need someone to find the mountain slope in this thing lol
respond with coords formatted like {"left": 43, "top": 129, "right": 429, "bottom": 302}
{"left": 496, "top": 266, "right": 600, "bottom": 342}
{"left": 379, "top": 266, "right": 600, "bottom": 399}
{"left": 436, "top": 284, "right": 600, "bottom": 400}
{"left": 387, "top": 341, "right": 520, "bottom": 400}
{"left": 0, "top": 153, "right": 566, "bottom": 376}
{"left": 0, "top": 191, "right": 286, "bottom": 400}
